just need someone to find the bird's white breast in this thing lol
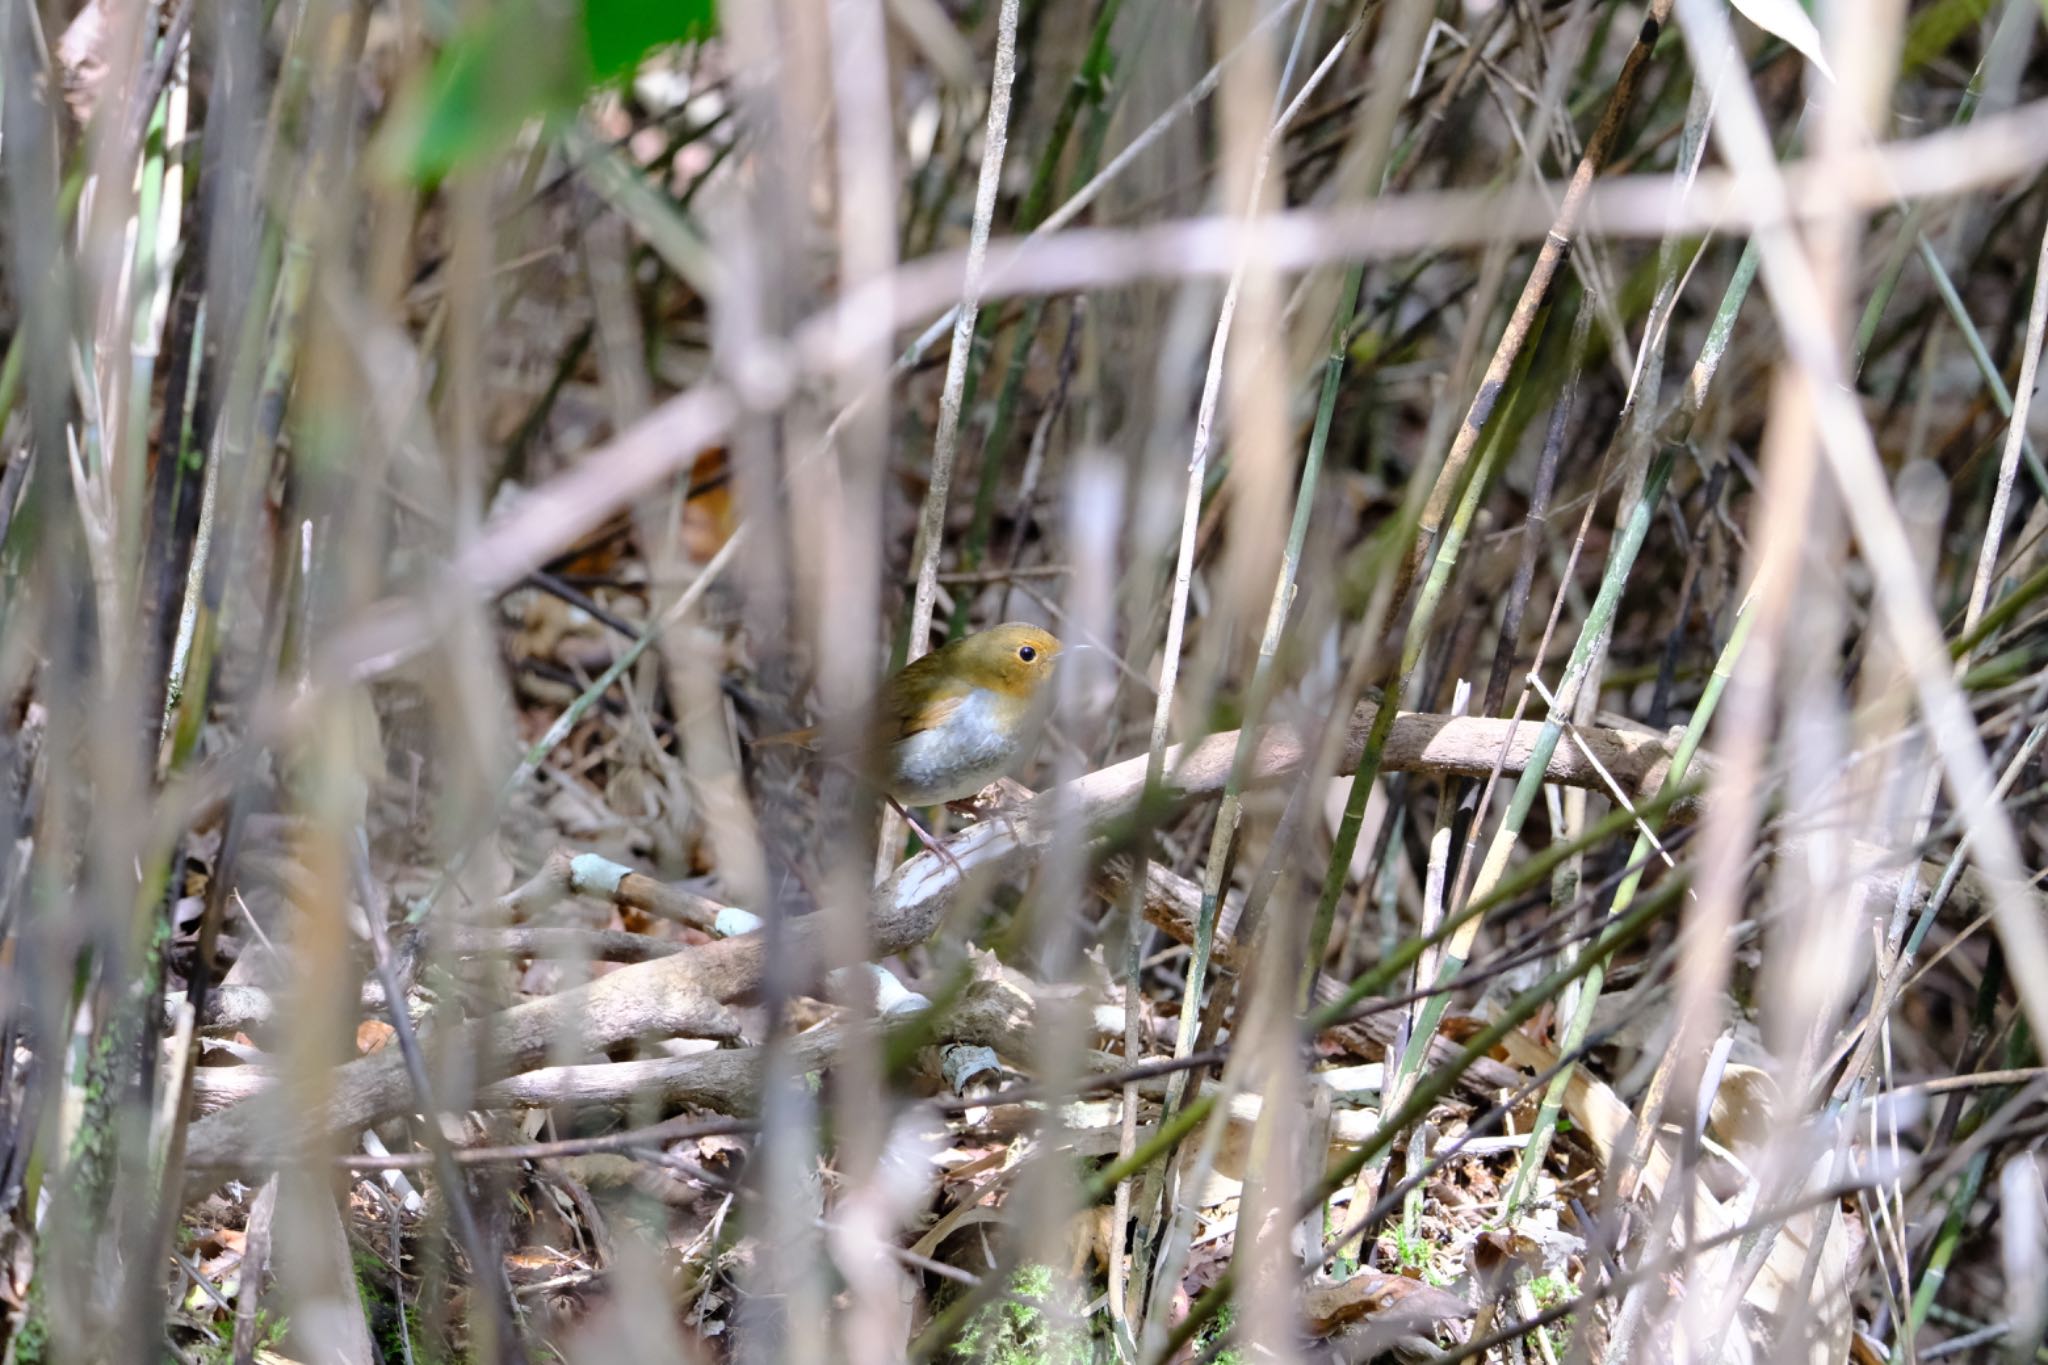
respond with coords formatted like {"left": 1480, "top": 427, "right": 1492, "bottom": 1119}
{"left": 890, "top": 687, "right": 1026, "bottom": 805}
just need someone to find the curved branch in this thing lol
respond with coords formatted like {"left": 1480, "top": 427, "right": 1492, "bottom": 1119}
{"left": 183, "top": 701, "right": 1688, "bottom": 1172}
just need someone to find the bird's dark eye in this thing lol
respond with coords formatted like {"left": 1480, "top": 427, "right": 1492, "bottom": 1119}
{"left": 1018, "top": 645, "right": 1037, "bottom": 663}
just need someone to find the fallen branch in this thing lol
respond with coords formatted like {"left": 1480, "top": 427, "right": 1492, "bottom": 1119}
{"left": 443, "top": 926, "right": 687, "bottom": 964}
{"left": 496, "top": 848, "right": 726, "bottom": 932}
{"left": 183, "top": 702, "right": 1683, "bottom": 1171}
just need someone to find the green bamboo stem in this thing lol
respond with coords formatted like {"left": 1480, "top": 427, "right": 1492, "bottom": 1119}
{"left": 0, "top": 168, "right": 88, "bottom": 579}
{"left": 1847, "top": 40, "right": 2022, "bottom": 422}
{"left": 1250, "top": 262, "right": 1362, "bottom": 1000}
{"left": 1330, "top": 871, "right": 1688, "bottom": 1201}
{"left": 1158, "top": 870, "right": 1690, "bottom": 1363}
{"left": 1391, "top": 446, "right": 1675, "bottom": 1093}
{"left": 1948, "top": 551, "right": 2048, "bottom": 660}
{"left": 1852, "top": 205, "right": 1926, "bottom": 378}
{"left": 116, "top": 88, "right": 179, "bottom": 617}
{"left": 558, "top": 124, "right": 719, "bottom": 297}
{"left": 1308, "top": 782, "right": 1699, "bottom": 1033}
{"left": 1314, "top": 34, "right": 1692, "bottom": 981}
{"left": 1685, "top": 239, "right": 1761, "bottom": 411}
{"left": 1325, "top": 358, "right": 1561, "bottom": 1227}
{"left": 1161, "top": 257, "right": 1375, "bottom": 1115}
{"left": 947, "top": 0, "right": 1122, "bottom": 637}
{"left": 1126, "top": 259, "right": 1367, "bottom": 1341}
{"left": 1913, "top": 233, "right": 2048, "bottom": 500}
{"left": 1502, "top": 586, "right": 1758, "bottom": 1217}
{"left": 159, "top": 221, "right": 286, "bottom": 768}
{"left": 1891, "top": 969, "right": 2024, "bottom": 1361}
{"left": 1121, "top": 22, "right": 1375, "bottom": 1328}
{"left": 1852, "top": 62, "right": 1984, "bottom": 371}
{"left": 1305, "top": 312, "right": 1555, "bottom": 1069}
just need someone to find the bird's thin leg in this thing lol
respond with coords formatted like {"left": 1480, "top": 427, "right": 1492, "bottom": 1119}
{"left": 888, "top": 796, "right": 965, "bottom": 876}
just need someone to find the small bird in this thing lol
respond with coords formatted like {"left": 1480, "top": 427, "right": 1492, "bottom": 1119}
{"left": 757, "top": 622, "right": 1065, "bottom": 857}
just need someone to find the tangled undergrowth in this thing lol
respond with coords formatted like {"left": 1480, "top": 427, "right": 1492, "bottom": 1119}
{"left": 1, "top": 1, "right": 2046, "bottom": 1362}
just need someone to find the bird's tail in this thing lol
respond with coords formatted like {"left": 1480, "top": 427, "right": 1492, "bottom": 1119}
{"left": 749, "top": 726, "right": 820, "bottom": 749}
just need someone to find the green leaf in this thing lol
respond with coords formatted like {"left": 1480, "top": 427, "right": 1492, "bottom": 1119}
{"left": 376, "top": 0, "right": 589, "bottom": 181}
{"left": 1902, "top": 0, "right": 1993, "bottom": 76}
{"left": 583, "top": 0, "right": 718, "bottom": 81}
{"left": 376, "top": 0, "right": 718, "bottom": 183}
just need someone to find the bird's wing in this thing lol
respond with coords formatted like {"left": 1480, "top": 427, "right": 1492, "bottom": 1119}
{"left": 881, "top": 651, "right": 971, "bottom": 741}
{"left": 754, "top": 667, "right": 969, "bottom": 747}
{"left": 890, "top": 690, "right": 964, "bottom": 741}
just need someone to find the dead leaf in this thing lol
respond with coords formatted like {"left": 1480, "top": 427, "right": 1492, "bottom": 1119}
{"left": 356, "top": 1020, "right": 396, "bottom": 1054}
{"left": 1497, "top": 1028, "right": 1852, "bottom": 1364}
{"left": 195, "top": 1227, "right": 249, "bottom": 1281}
{"left": 681, "top": 447, "right": 736, "bottom": 562}
{"left": 1305, "top": 1269, "right": 1472, "bottom": 1334}
{"left": 1707, "top": 1062, "right": 1778, "bottom": 1156}
{"left": 1066, "top": 1205, "right": 1114, "bottom": 1280}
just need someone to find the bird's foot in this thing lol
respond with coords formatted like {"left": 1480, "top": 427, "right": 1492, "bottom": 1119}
{"left": 889, "top": 797, "right": 966, "bottom": 877}
{"left": 947, "top": 780, "right": 1028, "bottom": 841}
{"left": 951, "top": 776, "right": 1032, "bottom": 818}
